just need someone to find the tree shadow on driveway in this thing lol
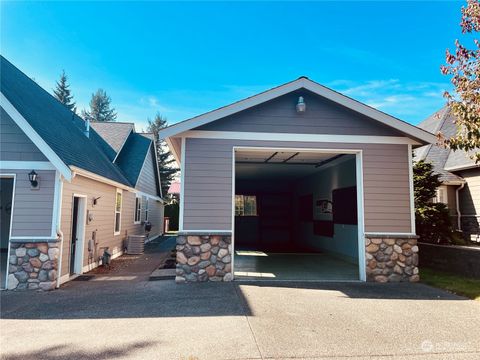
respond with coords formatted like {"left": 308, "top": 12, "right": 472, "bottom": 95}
{"left": 2, "top": 341, "right": 155, "bottom": 360}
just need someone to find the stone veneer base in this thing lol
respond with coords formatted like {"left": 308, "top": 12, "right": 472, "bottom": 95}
{"left": 365, "top": 235, "right": 419, "bottom": 283}
{"left": 176, "top": 233, "right": 232, "bottom": 282}
{"left": 8, "top": 241, "right": 59, "bottom": 290}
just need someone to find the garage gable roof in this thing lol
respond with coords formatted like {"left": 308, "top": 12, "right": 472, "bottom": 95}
{"left": 157, "top": 77, "right": 436, "bottom": 145}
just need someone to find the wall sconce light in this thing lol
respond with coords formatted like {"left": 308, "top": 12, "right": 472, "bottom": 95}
{"left": 28, "top": 170, "right": 39, "bottom": 188}
{"left": 93, "top": 196, "right": 101, "bottom": 206}
{"left": 296, "top": 96, "right": 306, "bottom": 114}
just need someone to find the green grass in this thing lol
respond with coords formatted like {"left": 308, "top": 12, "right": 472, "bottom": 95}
{"left": 421, "top": 267, "right": 480, "bottom": 301}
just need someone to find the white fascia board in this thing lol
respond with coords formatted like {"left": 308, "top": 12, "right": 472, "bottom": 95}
{"left": 443, "top": 180, "right": 466, "bottom": 186}
{"left": 444, "top": 164, "right": 480, "bottom": 172}
{"left": 70, "top": 166, "right": 162, "bottom": 202}
{"left": 166, "top": 137, "right": 180, "bottom": 164}
{"left": 300, "top": 79, "right": 437, "bottom": 145}
{"left": 0, "top": 161, "right": 56, "bottom": 170}
{"left": 133, "top": 142, "right": 164, "bottom": 199}
{"left": 135, "top": 190, "right": 164, "bottom": 203}
{"left": 158, "top": 80, "right": 301, "bottom": 139}
{"left": 151, "top": 140, "right": 164, "bottom": 198}
{"left": 70, "top": 166, "right": 132, "bottom": 191}
{"left": 183, "top": 130, "right": 422, "bottom": 145}
{"left": 1, "top": 92, "right": 72, "bottom": 181}
{"left": 134, "top": 142, "right": 151, "bottom": 188}
{"left": 112, "top": 128, "right": 134, "bottom": 163}
{"left": 157, "top": 78, "right": 437, "bottom": 145}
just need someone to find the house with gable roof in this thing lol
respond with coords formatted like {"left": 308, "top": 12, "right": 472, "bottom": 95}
{"left": 0, "top": 56, "right": 164, "bottom": 290}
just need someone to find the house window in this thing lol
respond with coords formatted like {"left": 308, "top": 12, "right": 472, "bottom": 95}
{"left": 235, "top": 195, "right": 257, "bottom": 216}
{"left": 114, "top": 189, "right": 122, "bottom": 235}
{"left": 134, "top": 195, "right": 141, "bottom": 224}
{"left": 144, "top": 198, "right": 149, "bottom": 221}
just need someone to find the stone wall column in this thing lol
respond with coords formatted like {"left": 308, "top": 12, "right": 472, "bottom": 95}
{"left": 365, "top": 235, "right": 419, "bottom": 283}
{"left": 176, "top": 233, "right": 232, "bottom": 282}
{"left": 8, "top": 241, "right": 59, "bottom": 290}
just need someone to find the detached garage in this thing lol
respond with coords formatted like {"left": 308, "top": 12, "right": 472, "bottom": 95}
{"left": 159, "top": 77, "right": 436, "bottom": 283}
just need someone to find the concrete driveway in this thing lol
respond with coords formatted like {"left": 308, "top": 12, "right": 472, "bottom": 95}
{"left": 1, "top": 249, "right": 479, "bottom": 359}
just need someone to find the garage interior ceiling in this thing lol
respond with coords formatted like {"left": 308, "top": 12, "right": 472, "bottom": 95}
{"left": 235, "top": 150, "right": 353, "bottom": 180}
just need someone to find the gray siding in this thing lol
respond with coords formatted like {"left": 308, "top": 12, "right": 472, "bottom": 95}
{"left": 0, "top": 107, "right": 48, "bottom": 161}
{"left": 197, "top": 90, "right": 403, "bottom": 136}
{"left": 135, "top": 145, "right": 159, "bottom": 196}
{"left": 458, "top": 168, "right": 480, "bottom": 215}
{"left": 1, "top": 169, "right": 55, "bottom": 237}
{"left": 183, "top": 138, "right": 412, "bottom": 233}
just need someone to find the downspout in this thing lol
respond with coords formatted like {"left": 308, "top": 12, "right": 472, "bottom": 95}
{"left": 55, "top": 174, "right": 65, "bottom": 288}
{"left": 456, "top": 182, "right": 465, "bottom": 231}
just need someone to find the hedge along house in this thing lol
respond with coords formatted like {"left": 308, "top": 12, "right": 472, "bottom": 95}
{"left": 0, "top": 56, "right": 164, "bottom": 290}
{"left": 159, "top": 77, "right": 436, "bottom": 283}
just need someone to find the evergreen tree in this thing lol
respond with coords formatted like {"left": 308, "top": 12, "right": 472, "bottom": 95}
{"left": 53, "top": 70, "right": 76, "bottom": 111}
{"left": 147, "top": 113, "right": 179, "bottom": 197}
{"left": 414, "top": 159, "right": 456, "bottom": 244}
{"left": 81, "top": 89, "right": 117, "bottom": 122}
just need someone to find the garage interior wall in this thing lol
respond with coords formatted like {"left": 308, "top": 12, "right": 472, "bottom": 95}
{"left": 293, "top": 157, "right": 358, "bottom": 263}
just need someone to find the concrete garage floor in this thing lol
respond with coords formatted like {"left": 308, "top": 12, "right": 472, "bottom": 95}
{"left": 234, "top": 251, "right": 359, "bottom": 281}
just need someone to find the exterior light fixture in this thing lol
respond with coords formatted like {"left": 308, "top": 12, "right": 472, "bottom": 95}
{"left": 296, "top": 96, "right": 306, "bottom": 114}
{"left": 28, "top": 170, "right": 38, "bottom": 187}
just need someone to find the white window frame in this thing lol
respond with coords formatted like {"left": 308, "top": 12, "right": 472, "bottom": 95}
{"left": 235, "top": 194, "right": 258, "bottom": 216}
{"left": 134, "top": 194, "right": 142, "bottom": 224}
{"left": 114, "top": 189, "right": 122, "bottom": 235}
{"left": 435, "top": 187, "right": 447, "bottom": 204}
{"left": 144, "top": 198, "right": 149, "bottom": 222}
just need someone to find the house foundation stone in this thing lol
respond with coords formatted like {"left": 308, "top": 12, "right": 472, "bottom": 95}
{"left": 7, "top": 241, "right": 59, "bottom": 290}
{"left": 176, "top": 233, "right": 232, "bottom": 282}
{"left": 365, "top": 235, "right": 419, "bottom": 282}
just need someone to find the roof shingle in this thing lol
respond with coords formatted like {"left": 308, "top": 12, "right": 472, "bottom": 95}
{"left": 1, "top": 56, "right": 131, "bottom": 186}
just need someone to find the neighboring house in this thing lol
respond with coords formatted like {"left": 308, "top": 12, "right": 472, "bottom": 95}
{"left": 416, "top": 107, "right": 480, "bottom": 242}
{"left": 158, "top": 77, "right": 436, "bottom": 283}
{"left": 0, "top": 56, "right": 164, "bottom": 290}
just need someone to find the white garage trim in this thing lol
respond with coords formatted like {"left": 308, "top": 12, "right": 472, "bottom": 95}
{"left": 183, "top": 130, "right": 421, "bottom": 146}
{"left": 231, "top": 146, "right": 367, "bottom": 282}
{"left": 157, "top": 77, "right": 436, "bottom": 145}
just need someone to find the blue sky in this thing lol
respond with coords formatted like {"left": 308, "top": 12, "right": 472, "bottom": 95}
{"left": 1, "top": 1, "right": 466, "bottom": 130}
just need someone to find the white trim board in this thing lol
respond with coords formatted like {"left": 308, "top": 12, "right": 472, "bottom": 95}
{"left": 70, "top": 166, "right": 164, "bottom": 203}
{"left": 112, "top": 128, "right": 134, "bottom": 163}
{"left": 183, "top": 131, "right": 422, "bottom": 146}
{"left": 364, "top": 232, "right": 417, "bottom": 237}
{"left": 0, "top": 174, "right": 15, "bottom": 290}
{"left": 134, "top": 143, "right": 151, "bottom": 188}
{"left": 179, "top": 137, "right": 186, "bottom": 231}
{"left": 166, "top": 137, "right": 180, "bottom": 164}
{"left": 151, "top": 140, "right": 164, "bottom": 198}
{"left": 408, "top": 145, "right": 416, "bottom": 234}
{"left": 445, "top": 163, "right": 480, "bottom": 172}
{"left": 231, "top": 145, "right": 367, "bottom": 282}
{"left": 157, "top": 77, "right": 436, "bottom": 145}
{"left": 0, "top": 92, "right": 72, "bottom": 181}
{"left": 0, "top": 161, "right": 55, "bottom": 170}
{"left": 179, "top": 230, "right": 233, "bottom": 234}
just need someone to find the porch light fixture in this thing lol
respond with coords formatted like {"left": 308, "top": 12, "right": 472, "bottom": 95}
{"left": 296, "top": 96, "right": 306, "bottom": 114}
{"left": 28, "top": 170, "right": 38, "bottom": 187}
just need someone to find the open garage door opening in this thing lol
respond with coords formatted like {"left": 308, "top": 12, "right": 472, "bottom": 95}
{"left": 233, "top": 148, "right": 362, "bottom": 281}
